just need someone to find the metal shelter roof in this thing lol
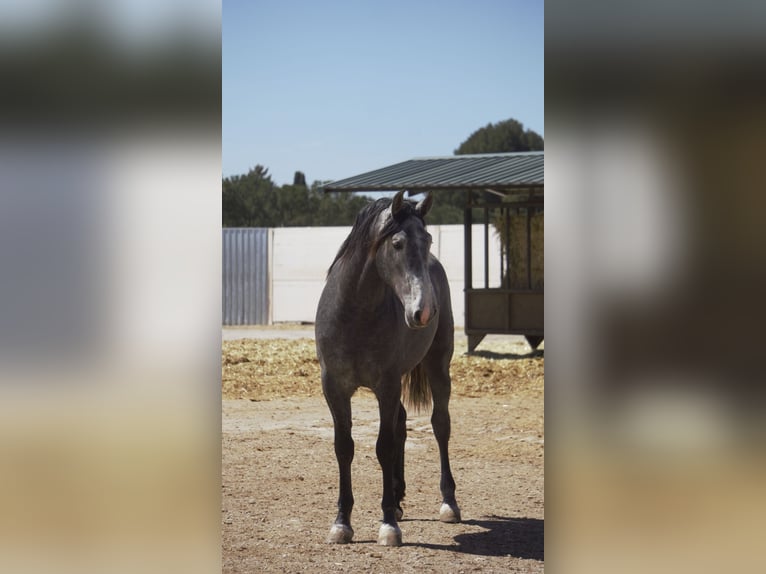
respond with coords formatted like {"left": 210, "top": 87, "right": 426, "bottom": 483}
{"left": 322, "top": 151, "right": 543, "bottom": 193}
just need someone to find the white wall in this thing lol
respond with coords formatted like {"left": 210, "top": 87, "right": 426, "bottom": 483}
{"left": 270, "top": 227, "right": 349, "bottom": 323}
{"left": 271, "top": 224, "right": 502, "bottom": 327}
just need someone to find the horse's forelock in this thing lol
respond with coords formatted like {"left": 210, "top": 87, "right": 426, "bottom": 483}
{"left": 371, "top": 200, "right": 424, "bottom": 254}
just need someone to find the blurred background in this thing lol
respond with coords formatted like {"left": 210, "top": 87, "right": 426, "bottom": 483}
{"left": 0, "top": 1, "right": 221, "bottom": 572}
{"left": 546, "top": 1, "right": 766, "bottom": 572}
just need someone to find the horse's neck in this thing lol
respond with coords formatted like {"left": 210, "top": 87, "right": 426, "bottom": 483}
{"left": 333, "top": 252, "right": 388, "bottom": 310}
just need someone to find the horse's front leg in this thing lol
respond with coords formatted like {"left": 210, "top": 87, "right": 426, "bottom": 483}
{"left": 375, "top": 383, "right": 403, "bottom": 546}
{"left": 322, "top": 376, "right": 355, "bottom": 544}
{"left": 392, "top": 401, "right": 407, "bottom": 522}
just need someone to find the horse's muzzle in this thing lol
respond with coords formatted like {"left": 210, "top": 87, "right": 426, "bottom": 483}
{"left": 407, "top": 304, "right": 436, "bottom": 329}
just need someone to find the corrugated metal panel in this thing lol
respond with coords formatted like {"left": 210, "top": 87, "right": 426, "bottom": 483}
{"left": 322, "top": 152, "right": 543, "bottom": 192}
{"left": 222, "top": 228, "right": 269, "bottom": 325}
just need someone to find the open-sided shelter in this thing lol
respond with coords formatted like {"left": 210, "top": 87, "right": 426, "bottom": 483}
{"left": 322, "top": 151, "right": 544, "bottom": 352}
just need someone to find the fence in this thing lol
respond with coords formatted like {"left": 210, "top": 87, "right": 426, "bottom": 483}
{"left": 222, "top": 228, "right": 269, "bottom": 325}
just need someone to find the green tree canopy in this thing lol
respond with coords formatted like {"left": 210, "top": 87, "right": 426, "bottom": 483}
{"left": 454, "top": 118, "right": 543, "bottom": 155}
{"left": 222, "top": 168, "right": 371, "bottom": 227}
{"left": 222, "top": 165, "right": 278, "bottom": 227}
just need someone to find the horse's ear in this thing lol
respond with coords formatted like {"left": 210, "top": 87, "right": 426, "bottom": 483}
{"left": 415, "top": 192, "right": 434, "bottom": 218}
{"left": 392, "top": 190, "right": 405, "bottom": 215}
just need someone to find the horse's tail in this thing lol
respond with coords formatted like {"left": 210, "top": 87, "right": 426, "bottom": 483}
{"left": 402, "top": 363, "right": 432, "bottom": 413}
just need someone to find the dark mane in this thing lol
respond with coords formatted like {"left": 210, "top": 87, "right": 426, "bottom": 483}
{"left": 328, "top": 196, "right": 424, "bottom": 275}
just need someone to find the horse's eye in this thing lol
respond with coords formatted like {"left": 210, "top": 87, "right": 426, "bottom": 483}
{"left": 392, "top": 238, "right": 404, "bottom": 250}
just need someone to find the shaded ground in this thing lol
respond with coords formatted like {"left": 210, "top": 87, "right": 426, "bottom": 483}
{"left": 222, "top": 337, "right": 543, "bottom": 573}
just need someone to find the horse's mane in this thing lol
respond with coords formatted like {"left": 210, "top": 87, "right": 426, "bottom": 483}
{"left": 328, "top": 196, "right": 425, "bottom": 275}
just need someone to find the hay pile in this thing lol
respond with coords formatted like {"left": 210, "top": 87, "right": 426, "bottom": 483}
{"left": 222, "top": 337, "right": 543, "bottom": 401}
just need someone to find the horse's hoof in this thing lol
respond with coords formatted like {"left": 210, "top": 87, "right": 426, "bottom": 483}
{"left": 439, "top": 502, "right": 462, "bottom": 523}
{"left": 377, "top": 523, "right": 402, "bottom": 546}
{"left": 327, "top": 523, "right": 354, "bottom": 544}
{"left": 395, "top": 506, "right": 404, "bottom": 521}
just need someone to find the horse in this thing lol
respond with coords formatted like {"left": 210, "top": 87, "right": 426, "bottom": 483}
{"left": 315, "top": 189, "right": 461, "bottom": 547}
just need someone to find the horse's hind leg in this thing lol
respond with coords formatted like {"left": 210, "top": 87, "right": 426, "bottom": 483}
{"left": 322, "top": 375, "right": 355, "bottom": 544}
{"left": 393, "top": 401, "right": 407, "bottom": 521}
{"left": 423, "top": 358, "right": 461, "bottom": 523}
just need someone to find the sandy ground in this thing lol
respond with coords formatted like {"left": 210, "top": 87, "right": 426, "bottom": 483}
{"left": 222, "top": 333, "right": 544, "bottom": 573}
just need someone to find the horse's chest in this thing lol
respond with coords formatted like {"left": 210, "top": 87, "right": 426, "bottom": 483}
{"left": 340, "top": 330, "right": 433, "bottom": 381}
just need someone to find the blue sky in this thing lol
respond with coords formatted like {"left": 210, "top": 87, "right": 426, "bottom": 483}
{"left": 223, "top": 0, "right": 543, "bottom": 186}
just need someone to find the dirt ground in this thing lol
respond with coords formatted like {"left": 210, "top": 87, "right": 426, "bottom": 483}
{"left": 222, "top": 335, "right": 544, "bottom": 573}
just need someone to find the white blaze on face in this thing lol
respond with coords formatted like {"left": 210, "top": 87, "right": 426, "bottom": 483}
{"left": 404, "top": 275, "right": 434, "bottom": 328}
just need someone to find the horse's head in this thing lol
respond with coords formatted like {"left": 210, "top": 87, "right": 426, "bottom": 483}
{"left": 374, "top": 190, "right": 437, "bottom": 329}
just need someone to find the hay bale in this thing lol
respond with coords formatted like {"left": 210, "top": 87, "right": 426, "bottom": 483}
{"left": 492, "top": 208, "right": 544, "bottom": 290}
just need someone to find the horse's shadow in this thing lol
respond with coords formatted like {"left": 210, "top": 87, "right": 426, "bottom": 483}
{"left": 405, "top": 515, "right": 544, "bottom": 561}
{"left": 465, "top": 349, "right": 544, "bottom": 360}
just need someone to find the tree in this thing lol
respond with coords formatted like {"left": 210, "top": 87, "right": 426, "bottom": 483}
{"left": 292, "top": 171, "right": 307, "bottom": 187}
{"left": 222, "top": 165, "right": 278, "bottom": 227}
{"left": 311, "top": 181, "right": 371, "bottom": 226}
{"left": 277, "top": 172, "right": 313, "bottom": 226}
{"left": 454, "top": 118, "right": 543, "bottom": 155}
{"left": 223, "top": 167, "right": 373, "bottom": 227}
